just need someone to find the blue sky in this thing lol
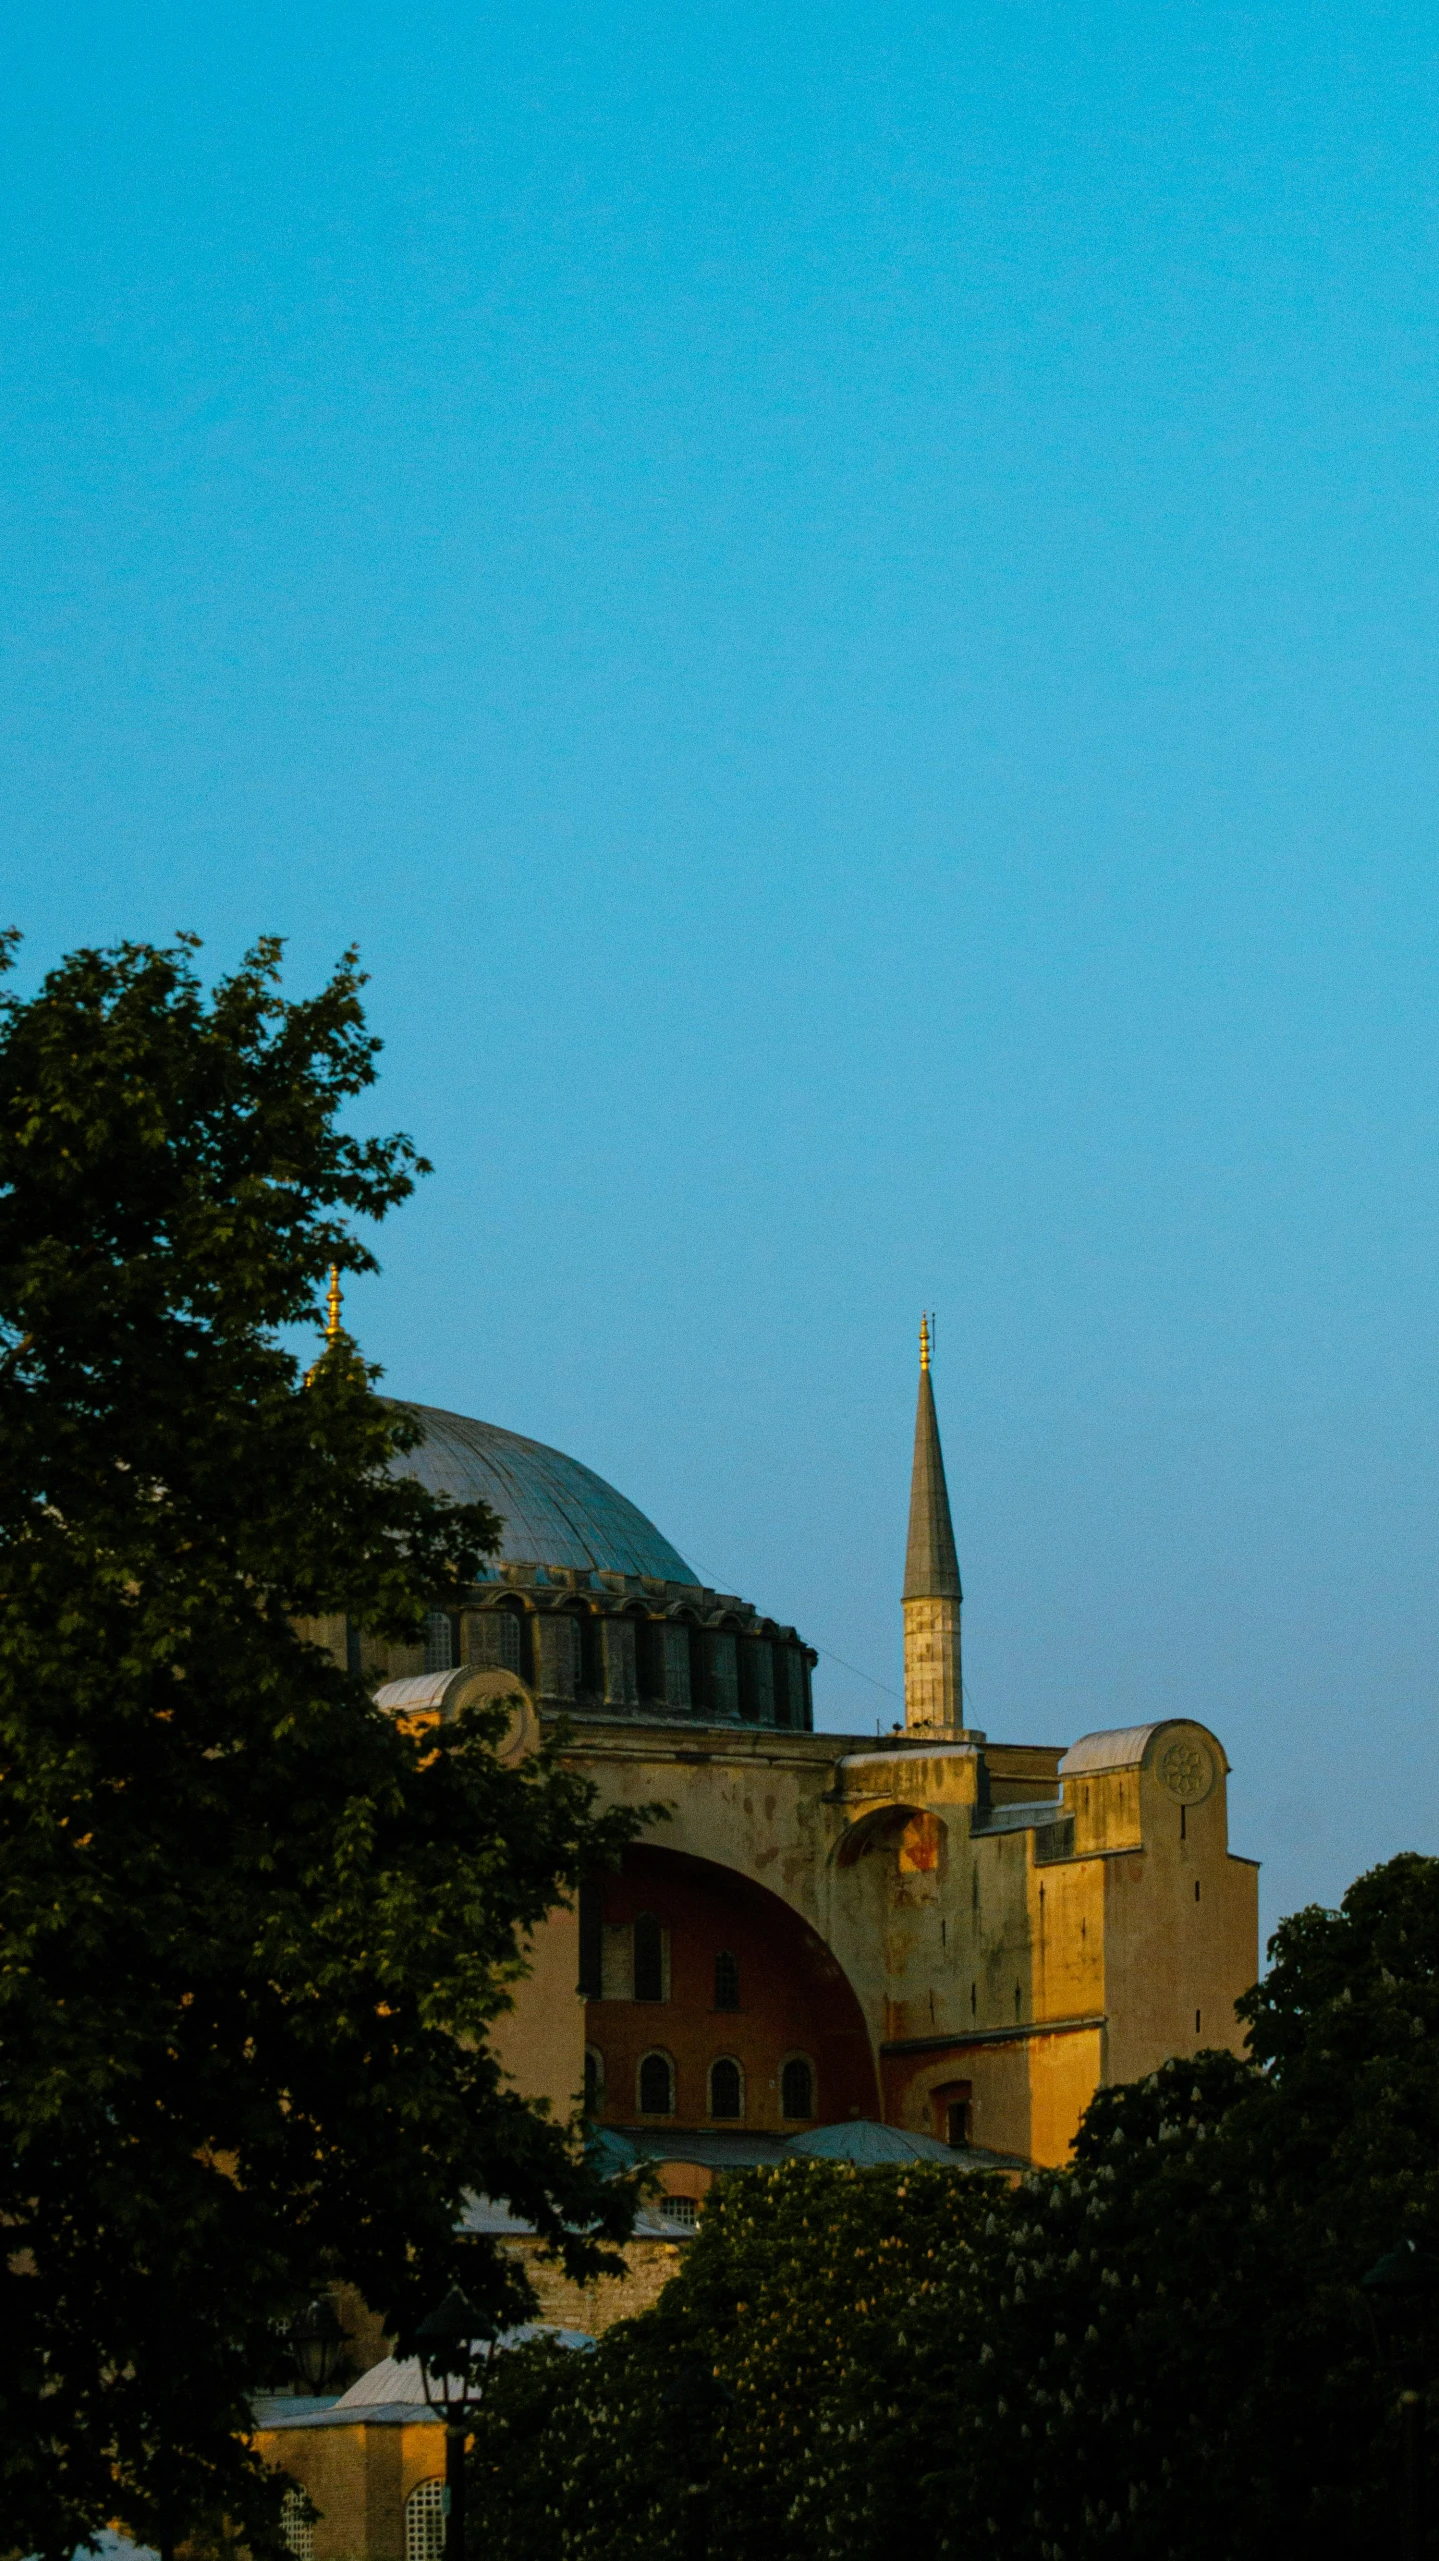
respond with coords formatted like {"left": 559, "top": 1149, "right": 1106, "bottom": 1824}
{"left": 4, "top": 2, "right": 1438, "bottom": 1937}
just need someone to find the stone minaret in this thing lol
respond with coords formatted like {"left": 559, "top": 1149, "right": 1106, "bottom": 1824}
{"left": 902, "top": 1315, "right": 963, "bottom": 1730}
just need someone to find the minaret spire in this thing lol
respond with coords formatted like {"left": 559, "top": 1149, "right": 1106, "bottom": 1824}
{"left": 902, "top": 1314, "right": 963, "bottom": 1730}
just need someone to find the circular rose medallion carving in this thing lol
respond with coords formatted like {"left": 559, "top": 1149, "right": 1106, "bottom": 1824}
{"left": 1156, "top": 1736, "right": 1214, "bottom": 1805}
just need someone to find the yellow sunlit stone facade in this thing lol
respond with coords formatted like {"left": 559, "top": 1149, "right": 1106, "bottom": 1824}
{"left": 270, "top": 1333, "right": 1259, "bottom": 2555}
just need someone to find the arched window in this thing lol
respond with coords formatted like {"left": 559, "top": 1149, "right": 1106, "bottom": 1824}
{"left": 633, "top": 1913, "right": 664, "bottom": 2002}
{"left": 405, "top": 2478, "right": 446, "bottom": 2561}
{"left": 638, "top": 2050, "right": 674, "bottom": 2115}
{"left": 584, "top": 2045, "right": 605, "bottom": 2115}
{"left": 713, "top": 1950, "right": 739, "bottom": 2011}
{"left": 781, "top": 2057, "right": 814, "bottom": 2120}
{"left": 280, "top": 2490, "right": 314, "bottom": 2561}
{"left": 709, "top": 2056, "right": 743, "bottom": 2119}
{"left": 422, "top": 1610, "right": 454, "bottom": 1674}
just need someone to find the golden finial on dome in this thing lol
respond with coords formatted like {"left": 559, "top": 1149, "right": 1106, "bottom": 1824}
{"left": 326, "top": 1264, "right": 343, "bottom": 1342}
{"left": 919, "top": 1311, "right": 931, "bottom": 1373}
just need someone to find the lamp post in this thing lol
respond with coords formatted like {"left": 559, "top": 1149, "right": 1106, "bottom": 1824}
{"left": 660, "top": 2358, "right": 734, "bottom": 2561}
{"left": 290, "top": 2296, "right": 350, "bottom": 2397}
{"left": 1362, "top": 2238, "right": 1439, "bottom": 2559}
{"left": 415, "top": 2285, "right": 490, "bottom": 2559}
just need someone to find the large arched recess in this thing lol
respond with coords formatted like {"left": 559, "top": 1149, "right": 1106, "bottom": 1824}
{"left": 587, "top": 1843, "right": 879, "bottom": 2133}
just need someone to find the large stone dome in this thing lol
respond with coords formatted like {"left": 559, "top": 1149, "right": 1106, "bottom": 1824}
{"left": 387, "top": 1402, "right": 698, "bottom": 1585}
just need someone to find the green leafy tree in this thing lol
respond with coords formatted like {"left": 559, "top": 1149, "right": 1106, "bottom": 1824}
{"left": 0, "top": 935, "right": 642, "bottom": 2560}
{"left": 472, "top": 1854, "right": 1439, "bottom": 2561}
{"left": 469, "top": 2159, "right": 1003, "bottom": 2559}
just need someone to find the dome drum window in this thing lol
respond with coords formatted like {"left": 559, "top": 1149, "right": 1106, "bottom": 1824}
{"left": 656, "top": 1621, "right": 693, "bottom": 1710}
{"left": 701, "top": 1629, "right": 741, "bottom": 1721}
{"left": 738, "top": 1635, "right": 776, "bottom": 1724}
{"left": 536, "top": 1613, "right": 581, "bottom": 1702}
{"left": 422, "top": 1611, "right": 456, "bottom": 1675}
{"left": 776, "top": 1646, "right": 811, "bottom": 1731}
{"left": 465, "top": 1605, "right": 525, "bottom": 1677}
{"left": 602, "top": 1616, "right": 639, "bottom": 1709}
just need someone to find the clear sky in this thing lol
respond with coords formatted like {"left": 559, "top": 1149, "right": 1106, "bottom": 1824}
{"left": 4, "top": 3, "right": 1437, "bottom": 1940}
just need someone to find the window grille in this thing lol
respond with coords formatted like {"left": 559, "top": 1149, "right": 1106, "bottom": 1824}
{"left": 709, "top": 2057, "right": 742, "bottom": 2119}
{"left": 660, "top": 2195, "right": 698, "bottom": 2227}
{"left": 713, "top": 1950, "right": 739, "bottom": 2011}
{"left": 468, "top": 1607, "right": 523, "bottom": 1673}
{"left": 422, "top": 1610, "right": 454, "bottom": 1674}
{"left": 781, "top": 2057, "right": 813, "bottom": 2119}
{"left": 281, "top": 2490, "right": 314, "bottom": 2561}
{"left": 633, "top": 1913, "right": 663, "bottom": 2003}
{"left": 638, "top": 2051, "right": 674, "bottom": 2114}
{"left": 405, "top": 2476, "right": 446, "bottom": 2561}
{"left": 1034, "top": 1816, "right": 1075, "bottom": 1864}
{"left": 661, "top": 1622, "right": 692, "bottom": 1708}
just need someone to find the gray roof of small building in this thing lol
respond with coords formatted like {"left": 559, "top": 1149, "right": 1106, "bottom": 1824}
{"left": 1059, "top": 1720, "right": 1224, "bottom": 1779}
{"left": 386, "top": 1402, "right": 697, "bottom": 1583}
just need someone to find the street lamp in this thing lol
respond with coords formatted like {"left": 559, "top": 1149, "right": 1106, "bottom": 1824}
{"left": 1362, "top": 2237, "right": 1439, "bottom": 2560}
{"left": 290, "top": 2296, "right": 350, "bottom": 2397}
{"left": 415, "top": 2285, "right": 491, "bottom": 2559}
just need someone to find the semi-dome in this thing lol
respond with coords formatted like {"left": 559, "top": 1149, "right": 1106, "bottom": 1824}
{"left": 387, "top": 1402, "right": 698, "bottom": 1585}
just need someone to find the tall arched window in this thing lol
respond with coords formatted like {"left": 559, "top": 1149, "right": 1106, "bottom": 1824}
{"left": 405, "top": 2478, "right": 446, "bottom": 2561}
{"left": 422, "top": 1610, "right": 454, "bottom": 1674}
{"left": 709, "top": 2056, "right": 743, "bottom": 2119}
{"left": 633, "top": 1912, "right": 664, "bottom": 2002}
{"left": 638, "top": 2050, "right": 674, "bottom": 2115}
{"left": 781, "top": 2056, "right": 814, "bottom": 2120}
{"left": 584, "top": 2045, "right": 605, "bottom": 2115}
{"left": 713, "top": 1950, "right": 739, "bottom": 2010}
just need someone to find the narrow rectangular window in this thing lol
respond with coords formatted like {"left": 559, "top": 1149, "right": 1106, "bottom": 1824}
{"left": 578, "top": 1881, "right": 602, "bottom": 1999}
{"left": 634, "top": 1914, "right": 664, "bottom": 2003}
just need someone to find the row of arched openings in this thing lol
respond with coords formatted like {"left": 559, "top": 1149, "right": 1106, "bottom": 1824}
{"left": 585, "top": 2046, "right": 815, "bottom": 2122}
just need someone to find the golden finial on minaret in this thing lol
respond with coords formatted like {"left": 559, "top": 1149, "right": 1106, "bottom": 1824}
{"left": 919, "top": 1311, "right": 931, "bottom": 1373}
{"left": 326, "top": 1264, "right": 343, "bottom": 1342}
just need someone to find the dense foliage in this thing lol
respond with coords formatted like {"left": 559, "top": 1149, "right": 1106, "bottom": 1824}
{"left": 0, "top": 937, "right": 643, "bottom": 2560}
{"left": 471, "top": 1851, "right": 1439, "bottom": 2559}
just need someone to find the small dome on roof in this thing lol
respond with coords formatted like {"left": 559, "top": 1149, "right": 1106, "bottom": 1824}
{"left": 386, "top": 1402, "right": 697, "bottom": 1585}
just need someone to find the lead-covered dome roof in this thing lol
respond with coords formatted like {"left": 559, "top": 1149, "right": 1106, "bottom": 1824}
{"left": 387, "top": 1402, "right": 698, "bottom": 1584}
